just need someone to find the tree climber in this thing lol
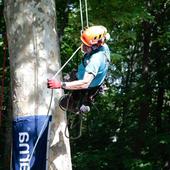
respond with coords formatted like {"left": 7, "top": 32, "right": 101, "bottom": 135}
{"left": 47, "top": 25, "right": 110, "bottom": 114}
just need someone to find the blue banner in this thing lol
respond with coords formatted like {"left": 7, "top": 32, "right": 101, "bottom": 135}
{"left": 12, "top": 115, "right": 52, "bottom": 170}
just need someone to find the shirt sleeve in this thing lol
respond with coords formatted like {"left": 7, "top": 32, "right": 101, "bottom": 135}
{"left": 85, "top": 53, "right": 102, "bottom": 76}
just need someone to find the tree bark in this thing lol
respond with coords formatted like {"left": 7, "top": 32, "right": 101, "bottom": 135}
{"left": 139, "top": 21, "right": 151, "bottom": 130}
{"left": 136, "top": 21, "right": 151, "bottom": 155}
{"left": 4, "top": 0, "right": 72, "bottom": 169}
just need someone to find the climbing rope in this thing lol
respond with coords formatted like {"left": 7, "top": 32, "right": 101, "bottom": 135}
{"left": 85, "top": 0, "right": 89, "bottom": 27}
{"left": 63, "top": 0, "right": 90, "bottom": 140}
{"left": 63, "top": 93, "right": 83, "bottom": 140}
{"left": 52, "top": 46, "right": 81, "bottom": 79}
{"left": 79, "top": 0, "right": 84, "bottom": 31}
{"left": 65, "top": 112, "right": 83, "bottom": 140}
{"left": 28, "top": 89, "right": 54, "bottom": 164}
{"left": 29, "top": 0, "right": 89, "bottom": 163}
{"left": 79, "top": 0, "right": 89, "bottom": 31}
{"left": 29, "top": 45, "right": 81, "bottom": 164}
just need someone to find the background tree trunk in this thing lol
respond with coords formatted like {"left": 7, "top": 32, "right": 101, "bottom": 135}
{"left": 136, "top": 20, "right": 151, "bottom": 155}
{"left": 4, "top": 0, "right": 72, "bottom": 169}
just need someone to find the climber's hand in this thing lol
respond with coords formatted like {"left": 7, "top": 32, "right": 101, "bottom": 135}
{"left": 47, "top": 79, "right": 62, "bottom": 89}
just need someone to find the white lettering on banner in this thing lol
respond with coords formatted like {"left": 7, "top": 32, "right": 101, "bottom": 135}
{"left": 20, "top": 163, "right": 30, "bottom": 170}
{"left": 19, "top": 132, "right": 30, "bottom": 170}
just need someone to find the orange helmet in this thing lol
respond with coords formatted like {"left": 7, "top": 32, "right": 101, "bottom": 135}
{"left": 80, "top": 25, "right": 110, "bottom": 47}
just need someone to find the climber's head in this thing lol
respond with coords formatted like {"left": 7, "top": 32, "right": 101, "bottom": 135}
{"left": 80, "top": 25, "right": 110, "bottom": 53}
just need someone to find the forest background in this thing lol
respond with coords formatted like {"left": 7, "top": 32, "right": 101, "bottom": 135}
{"left": 0, "top": 0, "right": 170, "bottom": 169}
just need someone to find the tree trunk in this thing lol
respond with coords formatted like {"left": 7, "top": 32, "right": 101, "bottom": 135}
{"left": 137, "top": 21, "right": 151, "bottom": 155}
{"left": 4, "top": 0, "right": 72, "bottom": 169}
{"left": 152, "top": 8, "right": 167, "bottom": 134}
{"left": 139, "top": 21, "right": 151, "bottom": 131}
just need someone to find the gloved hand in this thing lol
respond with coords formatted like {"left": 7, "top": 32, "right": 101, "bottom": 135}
{"left": 47, "top": 79, "right": 62, "bottom": 89}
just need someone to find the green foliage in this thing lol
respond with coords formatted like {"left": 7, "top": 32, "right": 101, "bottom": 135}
{"left": 60, "top": 0, "right": 170, "bottom": 169}
{"left": 1, "top": 0, "right": 170, "bottom": 169}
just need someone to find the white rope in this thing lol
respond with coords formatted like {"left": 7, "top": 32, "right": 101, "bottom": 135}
{"left": 85, "top": 0, "right": 89, "bottom": 27}
{"left": 79, "top": 0, "right": 84, "bottom": 30}
{"left": 28, "top": 90, "right": 53, "bottom": 164}
{"left": 52, "top": 46, "right": 81, "bottom": 79}
{"left": 29, "top": 0, "right": 87, "bottom": 164}
{"left": 28, "top": 46, "right": 81, "bottom": 164}
{"left": 27, "top": 0, "right": 85, "bottom": 163}
{"left": 79, "top": 0, "right": 89, "bottom": 30}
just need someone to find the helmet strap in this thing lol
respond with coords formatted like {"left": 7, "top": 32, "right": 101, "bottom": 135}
{"left": 91, "top": 44, "right": 99, "bottom": 51}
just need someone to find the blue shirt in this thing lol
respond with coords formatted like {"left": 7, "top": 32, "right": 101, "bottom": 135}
{"left": 77, "top": 44, "right": 110, "bottom": 88}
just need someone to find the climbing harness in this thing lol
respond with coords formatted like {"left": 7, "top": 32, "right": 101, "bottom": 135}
{"left": 62, "top": 85, "right": 101, "bottom": 139}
